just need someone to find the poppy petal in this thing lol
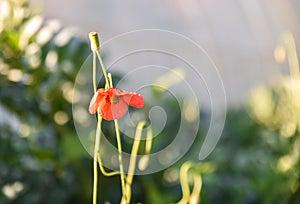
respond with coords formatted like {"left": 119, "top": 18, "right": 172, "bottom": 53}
{"left": 89, "top": 89, "right": 105, "bottom": 114}
{"left": 111, "top": 100, "right": 128, "bottom": 120}
{"left": 122, "top": 93, "right": 144, "bottom": 108}
{"left": 99, "top": 99, "right": 128, "bottom": 120}
{"left": 98, "top": 101, "right": 113, "bottom": 120}
{"left": 89, "top": 88, "right": 143, "bottom": 120}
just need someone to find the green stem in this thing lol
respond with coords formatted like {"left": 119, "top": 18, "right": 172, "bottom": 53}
{"left": 97, "top": 153, "right": 120, "bottom": 176}
{"left": 92, "top": 51, "right": 97, "bottom": 93}
{"left": 91, "top": 46, "right": 100, "bottom": 204}
{"left": 145, "top": 127, "right": 153, "bottom": 154}
{"left": 95, "top": 50, "right": 110, "bottom": 88}
{"left": 89, "top": 31, "right": 110, "bottom": 88}
{"left": 107, "top": 73, "right": 126, "bottom": 200}
{"left": 191, "top": 174, "right": 202, "bottom": 198}
{"left": 178, "top": 162, "right": 193, "bottom": 204}
{"left": 90, "top": 32, "right": 116, "bottom": 204}
{"left": 108, "top": 73, "right": 113, "bottom": 88}
{"left": 137, "top": 126, "right": 153, "bottom": 171}
{"left": 125, "top": 121, "right": 147, "bottom": 203}
{"left": 89, "top": 32, "right": 129, "bottom": 203}
{"left": 96, "top": 113, "right": 120, "bottom": 177}
{"left": 114, "top": 120, "right": 126, "bottom": 200}
{"left": 93, "top": 115, "right": 102, "bottom": 204}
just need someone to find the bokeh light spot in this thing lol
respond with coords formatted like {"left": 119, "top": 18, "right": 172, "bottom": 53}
{"left": 8, "top": 69, "right": 22, "bottom": 82}
{"left": 54, "top": 111, "right": 69, "bottom": 125}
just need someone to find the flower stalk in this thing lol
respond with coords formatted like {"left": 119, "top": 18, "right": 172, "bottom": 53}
{"left": 92, "top": 116, "right": 101, "bottom": 204}
{"left": 90, "top": 32, "right": 101, "bottom": 204}
{"left": 89, "top": 32, "right": 126, "bottom": 203}
{"left": 108, "top": 74, "right": 127, "bottom": 199}
{"left": 123, "top": 121, "right": 147, "bottom": 203}
{"left": 89, "top": 32, "right": 148, "bottom": 204}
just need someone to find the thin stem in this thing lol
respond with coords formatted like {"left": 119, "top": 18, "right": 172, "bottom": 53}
{"left": 96, "top": 113, "right": 120, "bottom": 177}
{"left": 93, "top": 116, "right": 102, "bottom": 204}
{"left": 145, "top": 127, "right": 153, "bottom": 154}
{"left": 97, "top": 153, "right": 120, "bottom": 176}
{"left": 191, "top": 174, "right": 202, "bottom": 198}
{"left": 137, "top": 126, "right": 152, "bottom": 171}
{"left": 89, "top": 31, "right": 110, "bottom": 89}
{"left": 90, "top": 32, "right": 119, "bottom": 204}
{"left": 178, "top": 162, "right": 192, "bottom": 204}
{"left": 92, "top": 51, "right": 97, "bottom": 93}
{"left": 125, "top": 121, "right": 147, "bottom": 203}
{"left": 114, "top": 120, "right": 126, "bottom": 200}
{"left": 108, "top": 73, "right": 113, "bottom": 88}
{"left": 108, "top": 73, "right": 126, "bottom": 199}
{"left": 91, "top": 45, "right": 100, "bottom": 204}
{"left": 95, "top": 50, "right": 110, "bottom": 88}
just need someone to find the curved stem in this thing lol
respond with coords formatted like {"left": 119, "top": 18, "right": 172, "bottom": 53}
{"left": 191, "top": 174, "right": 202, "bottom": 198}
{"left": 178, "top": 162, "right": 193, "bottom": 204}
{"left": 97, "top": 153, "right": 120, "bottom": 176}
{"left": 96, "top": 113, "right": 120, "bottom": 177}
{"left": 125, "top": 121, "right": 147, "bottom": 203}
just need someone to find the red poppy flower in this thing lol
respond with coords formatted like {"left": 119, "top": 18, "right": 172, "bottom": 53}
{"left": 89, "top": 88, "right": 144, "bottom": 120}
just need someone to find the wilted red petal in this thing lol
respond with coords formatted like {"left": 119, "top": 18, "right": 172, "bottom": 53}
{"left": 122, "top": 92, "right": 144, "bottom": 108}
{"left": 89, "top": 89, "right": 105, "bottom": 114}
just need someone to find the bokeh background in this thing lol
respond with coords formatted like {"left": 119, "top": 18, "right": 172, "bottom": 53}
{"left": 0, "top": 0, "right": 300, "bottom": 203}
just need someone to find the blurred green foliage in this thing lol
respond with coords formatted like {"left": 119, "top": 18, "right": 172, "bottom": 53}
{"left": 0, "top": 0, "right": 299, "bottom": 204}
{"left": 0, "top": 0, "right": 92, "bottom": 203}
{"left": 249, "top": 76, "right": 300, "bottom": 138}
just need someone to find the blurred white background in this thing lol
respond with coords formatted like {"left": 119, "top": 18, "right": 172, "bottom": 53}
{"left": 30, "top": 0, "right": 300, "bottom": 106}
